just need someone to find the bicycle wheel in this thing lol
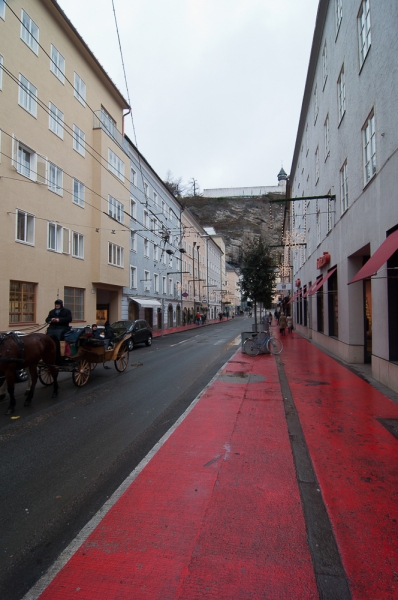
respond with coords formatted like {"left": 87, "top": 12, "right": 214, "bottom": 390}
{"left": 243, "top": 338, "right": 260, "bottom": 356}
{"left": 266, "top": 337, "right": 283, "bottom": 355}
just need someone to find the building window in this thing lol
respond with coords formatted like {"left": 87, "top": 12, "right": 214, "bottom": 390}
{"left": 168, "top": 208, "right": 173, "bottom": 222}
{"left": 143, "top": 210, "right": 149, "bottom": 229}
{"left": 15, "top": 141, "right": 36, "bottom": 180}
{"left": 153, "top": 191, "right": 158, "bottom": 206}
{"left": 130, "top": 198, "right": 137, "bottom": 219}
{"left": 322, "top": 41, "right": 328, "bottom": 88}
{"left": 18, "top": 74, "right": 37, "bottom": 117}
{"left": 64, "top": 287, "right": 84, "bottom": 320}
{"left": 144, "top": 271, "right": 151, "bottom": 291}
{"left": 50, "top": 45, "right": 65, "bottom": 83}
{"left": 153, "top": 244, "right": 158, "bottom": 261}
{"left": 143, "top": 182, "right": 148, "bottom": 197}
{"left": 162, "top": 249, "right": 167, "bottom": 265}
{"left": 72, "top": 231, "right": 84, "bottom": 259}
{"left": 108, "top": 242, "right": 124, "bottom": 267}
{"left": 130, "top": 167, "right": 137, "bottom": 186}
{"left": 130, "top": 266, "right": 137, "bottom": 288}
{"left": 108, "top": 148, "right": 125, "bottom": 181}
{"left": 0, "top": 54, "right": 3, "bottom": 90}
{"left": 337, "top": 65, "right": 346, "bottom": 122}
{"left": 162, "top": 200, "right": 166, "bottom": 215}
{"left": 20, "top": 10, "right": 39, "bottom": 55}
{"left": 16, "top": 209, "right": 34, "bottom": 245}
{"left": 48, "top": 222, "right": 69, "bottom": 253}
{"left": 72, "top": 179, "right": 85, "bottom": 207}
{"left": 153, "top": 273, "right": 159, "bottom": 294}
{"left": 315, "top": 147, "right": 319, "bottom": 183}
{"left": 48, "top": 162, "right": 63, "bottom": 195}
{"left": 49, "top": 102, "right": 64, "bottom": 139}
{"left": 162, "top": 276, "right": 167, "bottom": 294}
{"left": 73, "top": 125, "right": 85, "bottom": 156}
{"left": 363, "top": 111, "right": 376, "bottom": 185}
{"left": 74, "top": 72, "right": 86, "bottom": 106}
{"left": 100, "top": 106, "right": 115, "bottom": 138}
{"left": 358, "top": 0, "right": 371, "bottom": 68}
{"left": 0, "top": 0, "right": 5, "bottom": 20}
{"left": 336, "top": 0, "right": 343, "bottom": 35}
{"left": 324, "top": 114, "right": 330, "bottom": 160}
{"left": 340, "top": 161, "right": 348, "bottom": 213}
{"left": 108, "top": 195, "right": 124, "bottom": 224}
{"left": 169, "top": 278, "right": 173, "bottom": 295}
{"left": 130, "top": 230, "right": 137, "bottom": 252}
{"left": 144, "top": 238, "right": 149, "bottom": 257}
{"left": 314, "top": 84, "right": 319, "bottom": 124}
{"left": 9, "top": 281, "right": 36, "bottom": 323}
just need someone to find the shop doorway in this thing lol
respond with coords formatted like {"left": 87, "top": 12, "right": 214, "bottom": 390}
{"left": 364, "top": 279, "right": 372, "bottom": 363}
{"left": 96, "top": 304, "right": 109, "bottom": 325}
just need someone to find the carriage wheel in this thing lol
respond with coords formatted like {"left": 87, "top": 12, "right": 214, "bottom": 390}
{"left": 38, "top": 365, "right": 54, "bottom": 386}
{"left": 90, "top": 363, "right": 98, "bottom": 371}
{"left": 72, "top": 359, "right": 91, "bottom": 387}
{"left": 115, "top": 345, "right": 129, "bottom": 372}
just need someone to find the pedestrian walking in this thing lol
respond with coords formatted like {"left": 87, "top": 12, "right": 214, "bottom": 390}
{"left": 218, "top": 312, "right": 223, "bottom": 321}
{"left": 287, "top": 315, "right": 293, "bottom": 333}
{"left": 196, "top": 311, "right": 202, "bottom": 325}
{"left": 279, "top": 313, "right": 287, "bottom": 336}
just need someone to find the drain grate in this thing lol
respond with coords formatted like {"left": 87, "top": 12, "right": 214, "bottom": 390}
{"left": 377, "top": 418, "right": 398, "bottom": 440}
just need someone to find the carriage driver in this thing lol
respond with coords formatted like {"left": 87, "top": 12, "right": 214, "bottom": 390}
{"left": 45, "top": 299, "right": 72, "bottom": 341}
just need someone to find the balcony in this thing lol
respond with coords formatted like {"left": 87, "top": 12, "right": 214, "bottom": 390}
{"left": 93, "top": 110, "right": 124, "bottom": 150}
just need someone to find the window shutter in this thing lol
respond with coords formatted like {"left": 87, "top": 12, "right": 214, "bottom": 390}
{"left": 63, "top": 228, "right": 70, "bottom": 254}
{"left": 36, "top": 154, "right": 47, "bottom": 184}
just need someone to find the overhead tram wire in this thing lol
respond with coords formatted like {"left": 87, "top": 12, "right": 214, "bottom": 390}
{"left": 4, "top": 0, "right": 177, "bottom": 237}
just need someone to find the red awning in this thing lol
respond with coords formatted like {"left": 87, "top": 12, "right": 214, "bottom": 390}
{"left": 288, "top": 290, "right": 301, "bottom": 304}
{"left": 307, "top": 267, "right": 337, "bottom": 296}
{"left": 348, "top": 229, "right": 398, "bottom": 284}
{"left": 302, "top": 280, "right": 319, "bottom": 298}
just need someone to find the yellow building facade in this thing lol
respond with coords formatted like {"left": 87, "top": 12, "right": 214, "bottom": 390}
{"left": 0, "top": 0, "right": 130, "bottom": 330}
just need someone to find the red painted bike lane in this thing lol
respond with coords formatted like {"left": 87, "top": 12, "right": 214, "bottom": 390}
{"left": 32, "top": 349, "right": 318, "bottom": 600}
{"left": 280, "top": 332, "right": 398, "bottom": 600}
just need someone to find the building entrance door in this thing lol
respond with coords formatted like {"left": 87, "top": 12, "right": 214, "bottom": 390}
{"left": 364, "top": 279, "right": 372, "bottom": 363}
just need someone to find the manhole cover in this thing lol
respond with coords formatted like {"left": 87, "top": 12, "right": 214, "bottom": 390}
{"left": 377, "top": 418, "right": 398, "bottom": 440}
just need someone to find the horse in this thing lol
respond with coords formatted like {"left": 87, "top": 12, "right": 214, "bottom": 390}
{"left": 0, "top": 333, "right": 59, "bottom": 415}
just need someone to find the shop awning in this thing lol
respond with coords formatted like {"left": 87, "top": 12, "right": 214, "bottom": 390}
{"left": 288, "top": 290, "right": 301, "bottom": 304}
{"left": 348, "top": 230, "right": 398, "bottom": 284}
{"left": 129, "top": 297, "right": 161, "bottom": 308}
{"left": 307, "top": 267, "right": 337, "bottom": 296}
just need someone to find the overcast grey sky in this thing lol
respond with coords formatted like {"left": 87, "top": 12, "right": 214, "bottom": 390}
{"left": 58, "top": 0, "right": 319, "bottom": 190}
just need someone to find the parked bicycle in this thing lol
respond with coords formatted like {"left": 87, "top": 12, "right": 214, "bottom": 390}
{"left": 243, "top": 331, "right": 283, "bottom": 356}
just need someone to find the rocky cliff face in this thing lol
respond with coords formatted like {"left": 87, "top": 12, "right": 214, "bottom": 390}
{"left": 179, "top": 194, "right": 285, "bottom": 267}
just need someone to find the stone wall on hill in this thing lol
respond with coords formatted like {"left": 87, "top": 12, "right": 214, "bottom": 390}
{"left": 179, "top": 194, "right": 285, "bottom": 267}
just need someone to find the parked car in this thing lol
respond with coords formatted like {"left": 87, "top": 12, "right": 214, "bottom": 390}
{"left": 110, "top": 320, "right": 152, "bottom": 351}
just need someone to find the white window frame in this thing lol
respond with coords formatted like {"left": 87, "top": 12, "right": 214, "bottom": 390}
{"left": 130, "top": 167, "right": 137, "bottom": 186}
{"left": 0, "top": 54, "right": 3, "bottom": 90}
{"left": 16, "top": 209, "right": 35, "bottom": 245}
{"left": 144, "top": 271, "right": 151, "bottom": 292}
{"left": 16, "top": 141, "right": 36, "bottom": 180}
{"left": 337, "top": 65, "right": 346, "bottom": 123}
{"left": 72, "top": 231, "right": 84, "bottom": 259}
{"left": 108, "top": 148, "right": 125, "bottom": 181}
{"left": 130, "top": 198, "right": 137, "bottom": 220}
{"left": 48, "top": 222, "right": 69, "bottom": 254}
{"left": 130, "top": 266, "right": 137, "bottom": 288}
{"left": 108, "top": 195, "right": 124, "bottom": 224}
{"left": 324, "top": 114, "right": 330, "bottom": 160}
{"left": 18, "top": 74, "right": 37, "bottom": 117}
{"left": 162, "top": 276, "right": 167, "bottom": 294}
{"left": 48, "top": 162, "right": 63, "bottom": 196}
{"left": 363, "top": 111, "right": 376, "bottom": 185}
{"left": 49, "top": 102, "right": 64, "bottom": 139}
{"left": 74, "top": 72, "right": 86, "bottom": 106}
{"left": 50, "top": 45, "right": 65, "bottom": 83}
{"left": 143, "top": 182, "right": 148, "bottom": 197}
{"left": 153, "top": 273, "right": 159, "bottom": 294}
{"left": 153, "top": 191, "right": 158, "bottom": 206}
{"left": 108, "top": 242, "right": 124, "bottom": 267}
{"left": 153, "top": 244, "right": 158, "bottom": 261}
{"left": 144, "top": 210, "right": 149, "bottom": 229}
{"left": 130, "top": 230, "right": 137, "bottom": 252}
{"left": 358, "top": 0, "right": 371, "bottom": 68}
{"left": 72, "top": 179, "right": 85, "bottom": 207}
{"left": 322, "top": 41, "right": 328, "bottom": 88}
{"left": 0, "top": 0, "right": 5, "bottom": 20}
{"left": 20, "top": 10, "right": 39, "bottom": 55}
{"left": 73, "top": 124, "right": 85, "bottom": 156}
{"left": 144, "top": 238, "right": 149, "bottom": 257}
{"left": 100, "top": 107, "right": 115, "bottom": 138}
{"left": 335, "top": 0, "right": 343, "bottom": 36}
{"left": 340, "top": 161, "right": 348, "bottom": 213}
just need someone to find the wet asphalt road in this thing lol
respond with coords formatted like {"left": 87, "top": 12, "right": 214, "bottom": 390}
{"left": 0, "top": 318, "right": 246, "bottom": 600}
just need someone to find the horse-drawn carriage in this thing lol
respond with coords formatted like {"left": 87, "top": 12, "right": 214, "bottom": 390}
{"left": 0, "top": 327, "right": 131, "bottom": 415}
{"left": 38, "top": 327, "right": 131, "bottom": 387}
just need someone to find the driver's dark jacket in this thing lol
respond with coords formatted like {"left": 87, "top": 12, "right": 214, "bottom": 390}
{"left": 45, "top": 307, "right": 72, "bottom": 330}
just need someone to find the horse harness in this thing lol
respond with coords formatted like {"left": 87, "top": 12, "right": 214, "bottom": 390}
{"left": 0, "top": 332, "right": 25, "bottom": 364}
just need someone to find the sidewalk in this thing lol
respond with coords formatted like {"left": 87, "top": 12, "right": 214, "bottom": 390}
{"left": 25, "top": 329, "right": 398, "bottom": 600}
